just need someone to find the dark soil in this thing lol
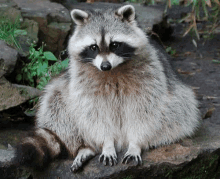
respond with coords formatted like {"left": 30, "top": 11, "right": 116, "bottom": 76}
{"left": 164, "top": 23, "right": 220, "bottom": 126}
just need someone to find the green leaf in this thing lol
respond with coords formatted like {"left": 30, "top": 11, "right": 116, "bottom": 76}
{"left": 202, "top": 0, "right": 209, "bottom": 18}
{"left": 37, "top": 77, "right": 48, "bottom": 90}
{"left": 37, "top": 66, "right": 41, "bottom": 76}
{"left": 34, "top": 51, "right": 40, "bottom": 58}
{"left": 212, "top": 59, "right": 220, "bottom": 64}
{"left": 14, "top": 29, "right": 27, "bottom": 37}
{"left": 37, "top": 84, "right": 43, "bottom": 90}
{"left": 57, "top": 63, "right": 62, "bottom": 70}
{"left": 41, "top": 77, "right": 48, "bottom": 83}
{"left": 31, "top": 71, "right": 37, "bottom": 76}
{"left": 166, "top": 47, "right": 172, "bottom": 53}
{"left": 42, "top": 61, "right": 48, "bottom": 70}
{"left": 61, "top": 59, "right": 69, "bottom": 68}
{"left": 40, "top": 62, "right": 47, "bottom": 73}
{"left": 43, "top": 51, "right": 58, "bottom": 61}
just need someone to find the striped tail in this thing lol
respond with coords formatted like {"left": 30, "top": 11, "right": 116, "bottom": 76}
{"left": 14, "top": 128, "right": 69, "bottom": 170}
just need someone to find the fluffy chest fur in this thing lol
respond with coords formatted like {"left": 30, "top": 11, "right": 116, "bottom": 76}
{"left": 65, "top": 60, "right": 166, "bottom": 150}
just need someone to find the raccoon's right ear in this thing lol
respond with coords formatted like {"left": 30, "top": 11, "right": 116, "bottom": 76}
{"left": 116, "top": 5, "right": 135, "bottom": 23}
{"left": 70, "top": 9, "right": 89, "bottom": 25}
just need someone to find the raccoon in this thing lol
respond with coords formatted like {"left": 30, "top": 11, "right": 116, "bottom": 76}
{"left": 14, "top": 5, "right": 200, "bottom": 172}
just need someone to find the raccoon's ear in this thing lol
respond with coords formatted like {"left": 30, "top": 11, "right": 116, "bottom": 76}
{"left": 116, "top": 5, "right": 135, "bottom": 23}
{"left": 70, "top": 9, "right": 89, "bottom": 25}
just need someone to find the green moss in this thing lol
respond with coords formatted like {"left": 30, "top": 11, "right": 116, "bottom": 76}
{"left": 123, "top": 176, "right": 134, "bottom": 179}
{"left": 174, "top": 153, "right": 220, "bottom": 179}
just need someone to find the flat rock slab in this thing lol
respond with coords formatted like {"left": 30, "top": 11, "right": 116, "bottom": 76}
{"left": 32, "top": 124, "right": 220, "bottom": 178}
{"left": 0, "top": 77, "right": 41, "bottom": 111}
{"left": 32, "top": 143, "right": 199, "bottom": 178}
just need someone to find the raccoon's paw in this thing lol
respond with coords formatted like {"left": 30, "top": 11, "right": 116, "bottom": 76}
{"left": 99, "top": 151, "right": 117, "bottom": 166}
{"left": 70, "top": 159, "right": 82, "bottom": 173}
{"left": 122, "top": 153, "right": 142, "bottom": 166}
{"left": 122, "top": 147, "right": 142, "bottom": 166}
{"left": 70, "top": 148, "right": 95, "bottom": 173}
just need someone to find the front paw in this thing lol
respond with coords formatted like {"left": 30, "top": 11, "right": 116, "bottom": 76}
{"left": 70, "top": 159, "right": 83, "bottom": 173}
{"left": 122, "top": 152, "right": 142, "bottom": 166}
{"left": 99, "top": 152, "right": 117, "bottom": 166}
{"left": 70, "top": 148, "right": 95, "bottom": 172}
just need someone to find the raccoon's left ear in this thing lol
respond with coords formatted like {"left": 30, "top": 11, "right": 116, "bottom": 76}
{"left": 116, "top": 5, "right": 135, "bottom": 23}
{"left": 70, "top": 9, "right": 89, "bottom": 25}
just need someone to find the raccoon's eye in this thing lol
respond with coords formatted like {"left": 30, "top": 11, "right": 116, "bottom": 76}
{"left": 110, "top": 42, "right": 120, "bottom": 51}
{"left": 90, "top": 45, "right": 98, "bottom": 51}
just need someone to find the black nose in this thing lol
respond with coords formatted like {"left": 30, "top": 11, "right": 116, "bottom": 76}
{"left": 100, "top": 61, "right": 112, "bottom": 71}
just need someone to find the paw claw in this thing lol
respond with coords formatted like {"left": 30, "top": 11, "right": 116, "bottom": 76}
{"left": 99, "top": 153, "right": 117, "bottom": 166}
{"left": 122, "top": 153, "right": 142, "bottom": 166}
{"left": 99, "top": 154, "right": 104, "bottom": 163}
{"left": 103, "top": 156, "right": 107, "bottom": 166}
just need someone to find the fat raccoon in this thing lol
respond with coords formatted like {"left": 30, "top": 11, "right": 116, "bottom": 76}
{"left": 14, "top": 5, "right": 200, "bottom": 172}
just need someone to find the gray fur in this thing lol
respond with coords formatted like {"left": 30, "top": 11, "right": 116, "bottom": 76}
{"left": 29, "top": 5, "right": 200, "bottom": 171}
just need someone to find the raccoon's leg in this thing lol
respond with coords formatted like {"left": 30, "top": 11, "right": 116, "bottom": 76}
{"left": 122, "top": 142, "right": 142, "bottom": 166}
{"left": 70, "top": 148, "right": 95, "bottom": 172}
{"left": 99, "top": 139, "right": 117, "bottom": 166}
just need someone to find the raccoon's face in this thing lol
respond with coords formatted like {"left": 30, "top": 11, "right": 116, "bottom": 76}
{"left": 68, "top": 5, "right": 147, "bottom": 71}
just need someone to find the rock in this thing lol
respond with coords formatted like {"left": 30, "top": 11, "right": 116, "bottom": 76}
{"left": 0, "top": 77, "right": 26, "bottom": 111}
{"left": 0, "top": 77, "right": 41, "bottom": 111}
{"left": 0, "top": 6, "right": 39, "bottom": 56}
{"left": 18, "top": 19, "right": 39, "bottom": 56}
{"left": 0, "top": 40, "right": 19, "bottom": 78}
{"left": 41, "top": 22, "right": 71, "bottom": 54}
{"left": 1, "top": 7, "right": 22, "bottom": 23}
{"left": 0, "top": 148, "right": 14, "bottom": 163}
{"left": 13, "top": 0, "right": 72, "bottom": 55}
{"left": 19, "top": 19, "right": 39, "bottom": 55}
{"left": 32, "top": 139, "right": 220, "bottom": 178}
{"left": 27, "top": 109, "right": 220, "bottom": 179}
{"left": 12, "top": 84, "right": 42, "bottom": 99}
{"left": 0, "top": 0, "right": 17, "bottom": 13}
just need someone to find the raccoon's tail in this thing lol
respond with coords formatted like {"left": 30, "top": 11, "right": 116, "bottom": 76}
{"left": 13, "top": 128, "right": 69, "bottom": 170}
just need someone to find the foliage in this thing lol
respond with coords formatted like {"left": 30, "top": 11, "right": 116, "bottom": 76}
{"left": 0, "top": 15, "right": 26, "bottom": 49}
{"left": 212, "top": 59, "right": 220, "bottom": 63}
{"left": 125, "top": 0, "right": 219, "bottom": 40}
{"left": 166, "top": 46, "right": 176, "bottom": 55}
{"left": 169, "top": 0, "right": 220, "bottom": 39}
{"left": 17, "top": 43, "right": 69, "bottom": 90}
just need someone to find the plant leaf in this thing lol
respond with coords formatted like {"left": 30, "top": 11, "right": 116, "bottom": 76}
{"left": 61, "top": 59, "right": 69, "bottom": 68}
{"left": 212, "top": 59, "right": 220, "bottom": 63}
{"left": 14, "top": 29, "right": 27, "bottom": 37}
{"left": 34, "top": 51, "right": 40, "bottom": 58}
{"left": 43, "top": 51, "right": 58, "bottom": 61}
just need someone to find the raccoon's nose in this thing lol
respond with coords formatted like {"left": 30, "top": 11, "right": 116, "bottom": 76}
{"left": 100, "top": 61, "right": 112, "bottom": 71}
